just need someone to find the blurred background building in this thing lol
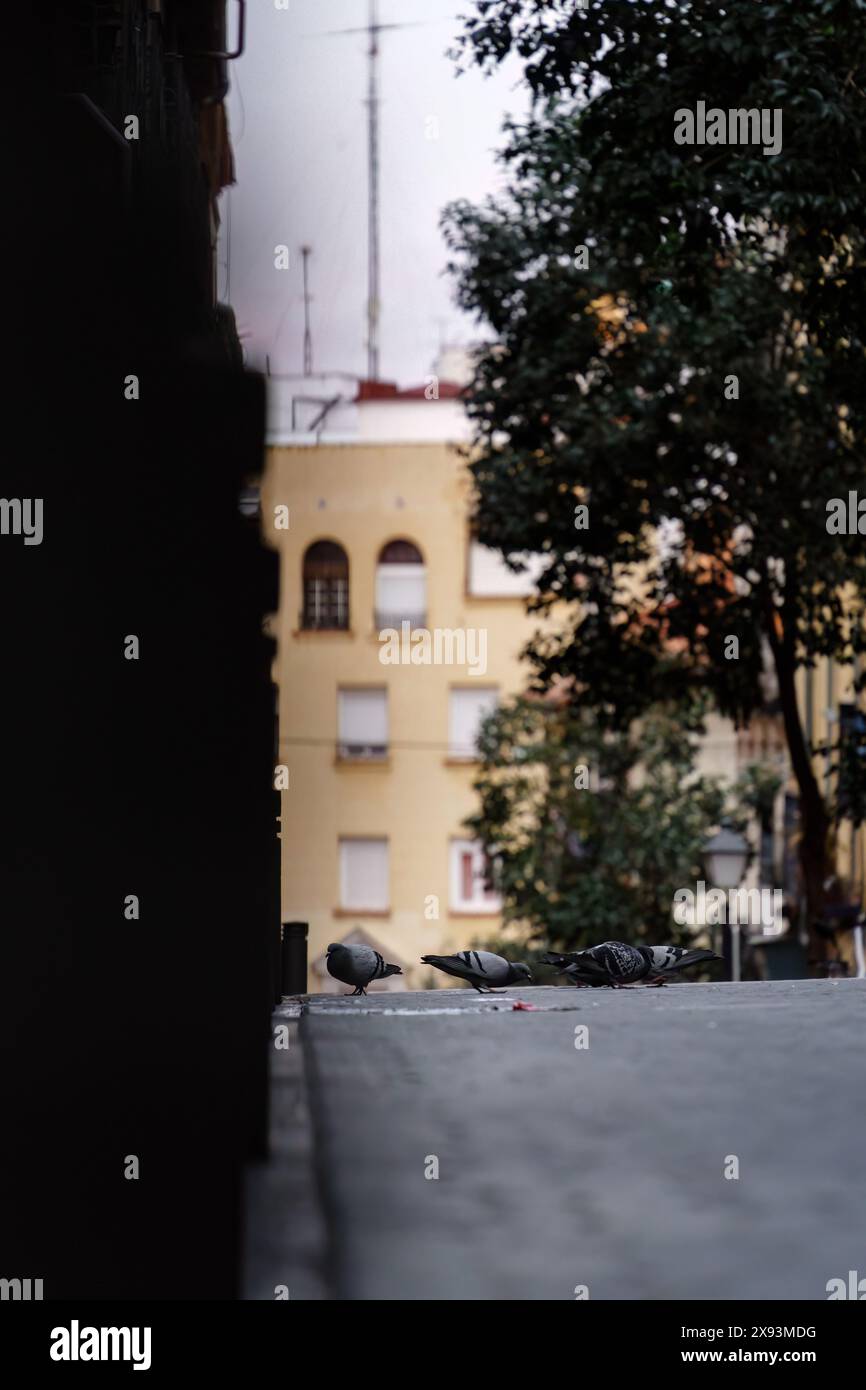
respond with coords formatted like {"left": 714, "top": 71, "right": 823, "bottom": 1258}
{"left": 795, "top": 657, "right": 866, "bottom": 973}
{"left": 263, "top": 349, "right": 553, "bottom": 989}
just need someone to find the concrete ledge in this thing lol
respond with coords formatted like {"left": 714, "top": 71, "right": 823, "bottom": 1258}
{"left": 300, "top": 979, "right": 866, "bottom": 1300}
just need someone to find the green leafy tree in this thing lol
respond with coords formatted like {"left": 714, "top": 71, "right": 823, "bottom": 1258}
{"left": 467, "top": 696, "right": 726, "bottom": 952}
{"left": 445, "top": 0, "right": 866, "bottom": 948}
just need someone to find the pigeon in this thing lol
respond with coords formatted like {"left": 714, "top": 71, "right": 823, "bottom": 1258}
{"left": 326, "top": 942, "right": 402, "bottom": 995}
{"left": 541, "top": 941, "right": 719, "bottom": 988}
{"left": 640, "top": 945, "right": 721, "bottom": 981}
{"left": 421, "top": 950, "right": 532, "bottom": 993}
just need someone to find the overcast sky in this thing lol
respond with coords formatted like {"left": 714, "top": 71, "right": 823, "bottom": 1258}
{"left": 218, "top": 0, "right": 526, "bottom": 386}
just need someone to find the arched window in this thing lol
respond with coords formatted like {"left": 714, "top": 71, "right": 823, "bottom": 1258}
{"left": 375, "top": 539, "right": 426, "bottom": 629}
{"left": 302, "top": 540, "right": 349, "bottom": 630}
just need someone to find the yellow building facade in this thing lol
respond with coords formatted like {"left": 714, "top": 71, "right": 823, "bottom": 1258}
{"left": 263, "top": 378, "right": 544, "bottom": 990}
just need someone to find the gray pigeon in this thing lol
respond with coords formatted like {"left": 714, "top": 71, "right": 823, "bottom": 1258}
{"left": 640, "top": 945, "right": 721, "bottom": 980}
{"left": 326, "top": 942, "right": 402, "bottom": 995}
{"left": 541, "top": 942, "right": 719, "bottom": 988}
{"left": 421, "top": 950, "right": 532, "bottom": 993}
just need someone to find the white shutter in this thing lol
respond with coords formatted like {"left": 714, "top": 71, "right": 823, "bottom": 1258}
{"left": 339, "top": 839, "right": 389, "bottom": 910}
{"left": 375, "top": 563, "right": 426, "bottom": 621}
{"left": 448, "top": 687, "right": 498, "bottom": 757}
{"left": 467, "top": 541, "right": 544, "bottom": 597}
{"left": 338, "top": 689, "right": 388, "bottom": 753}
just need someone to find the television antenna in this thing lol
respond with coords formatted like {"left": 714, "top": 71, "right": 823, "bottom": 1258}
{"left": 316, "top": 4, "right": 452, "bottom": 380}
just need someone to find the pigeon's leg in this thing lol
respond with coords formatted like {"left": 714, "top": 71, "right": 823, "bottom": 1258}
{"left": 645, "top": 976, "right": 668, "bottom": 987}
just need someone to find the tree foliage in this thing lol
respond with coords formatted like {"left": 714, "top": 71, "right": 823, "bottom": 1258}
{"left": 445, "top": 0, "right": 866, "bottom": 923}
{"left": 467, "top": 696, "right": 727, "bottom": 950}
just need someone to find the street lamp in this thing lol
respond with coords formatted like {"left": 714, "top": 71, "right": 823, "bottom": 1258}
{"left": 703, "top": 823, "right": 749, "bottom": 981}
{"left": 704, "top": 823, "right": 750, "bottom": 888}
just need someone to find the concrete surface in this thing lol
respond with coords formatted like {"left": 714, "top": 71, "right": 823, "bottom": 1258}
{"left": 242, "top": 1005, "right": 331, "bottom": 1300}
{"left": 297, "top": 979, "right": 866, "bottom": 1300}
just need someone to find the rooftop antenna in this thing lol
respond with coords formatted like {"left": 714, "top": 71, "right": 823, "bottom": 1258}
{"left": 366, "top": 0, "right": 380, "bottom": 382}
{"left": 301, "top": 244, "right": 313, "bottom": 376}
{"left": 315, "top": 6, "right": 448, "bottom": 382}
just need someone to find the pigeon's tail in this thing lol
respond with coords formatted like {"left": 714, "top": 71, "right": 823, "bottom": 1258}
{"left": 540, "top": 951, "right": 578, "bottom": 967}
{"left": 369, "top": 950, "right": 402, "bottom": 980}
{"left": 540, "top": 950, "right": 609, "bottom": 985}
{"left": 421, "top": 955, "right": 448, "bottom": 968}
{"left": 668, "top": 948, "right": 720, "bottom": 972}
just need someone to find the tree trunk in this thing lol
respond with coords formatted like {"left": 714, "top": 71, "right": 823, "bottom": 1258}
{"left": 770, "top": 636, "right": 831, "bottom": 968}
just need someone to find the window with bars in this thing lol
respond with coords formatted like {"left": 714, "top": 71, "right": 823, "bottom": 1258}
{"left": 302, "top": 540, "right": 349, "bottom": 630}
